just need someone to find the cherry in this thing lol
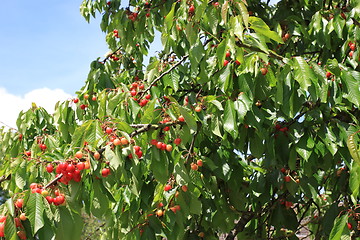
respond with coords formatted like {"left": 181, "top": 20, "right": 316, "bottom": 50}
{"left": 46, "top": 164, "right": 54, "bottom": 173}
{"left": 15, "top": 199, "right": 24, "bottom": 208}
{"left": 178, "top": 115, "right": 185, "bottom": 122}
{"left": 156, "top": 142, "right": 163, "bottom": 149}
{"left": 80, "top": 104, "right": 87, "bottom": 110}
{"left": 0, "top": 224, "right": 4, "bottom": 237}
{"left": 105, "top": 127, "right": 113, "bottom": 134}
{"left": 66, "top": 164, "right": 75, "bottom": 173}
{"left": 25, "top": 151, "right": 31, "bottom": 157}
{"left": 131, "top": 82, "right": 138, "bottom": 89}
{"left": 181, "top": 185, "right": 188, "bottom": 192}
{"left": 75, "top": 151, "right": 83, "bottom": 159}
{"left": 235, "top": 60, "right": 241, "bottom": 65}
{"left": 284, "top": 176, "right": 291, "bottom": 182}
{"left": 188, "top": 5, "right": 195, "bottom": 14}
{"left": 260, "top": 68, "right": 268, "bottom": 75}
{"left": 163, "top": 126, "right": 170, "bottom": 131}
{"left": 94, "top": 151, "right": 101, "bottom": 160}
{"left": 76, "top": 162, "right": 85, "bottom": 171}
{"left": 326, "top": 71, "right": 332, "bottom": 78}
{"left": 113, "top": 138, "right": 121, "bottom": 146}
{"left": 197, "top": 159, "right": 203, "bottom": 167}
{"left": 73, "top": 98, "right": 79, "bottom": 103}
{"left": 54, "top": 195, "right": 65, "bottom": 206}
{"left": 166, "top": 144, "right": 173, "bottom": 152}
{"left": 102, "top": 168, "right": 111, "bottom": 177}
{"left": 195, "top": 106, "right": 202, "bottom": 112}
{"left": 45, "top": 196, "right": 54, "bottom": 204}
{"left": 285, "top": 201, "right": 293, "bottom": 208}
{"left": 164, "top": 184, "right": 172, "bottom": 191}
{"left": 223, "top": 60, "right": 229, "bottom": 66}
{"left": 30, "top": 183, "right": 37, "bottom": 189}
{"left": 39, "top": 144, "right": 47, "bottom": 151}
{"left": 136, "top": 151, "right": 143, "bottom": 158}
{"left": 161, "top": 143, "right": 167, "bottom": 151}
{"left": 91, "top": 96, "right": 97, "bottom": 101}
{"left": 145, "top": 94, "right": 151, "bottom": 99}
{"left": 133, "top": 145, "right": 141, "bottom": 152}
{"left": 349, "top": 51, "right": 354, "bottom": 58}
{"left": 350, "top": 43, "right": 356, "bottom": 51}
{"left": 150, "top": 139, "right": 158, "bottom": 145}
{"left": 120, "top": 137, "right": 129, "bottom": 145}
{"left": 225, "top": 51, "right": 231, "bottom": 58}
{"left": 280, "top": 167, "right": 286, "bottom": 174}
{"left": 139, "top": 84, "right": 145, "bottom": 89}
{"left": 347, "top": 222, "right": 352, "bottom": 230}
{"left": 156, "top": 209, "right": 163, "bottom": 217}
{"left": 15, "top": 217, "right": 22, "bottom": 227}
{"left": 41, "top": 190, "right": 49, "bottom": 196}
{"left": 84, "top": 94, "right": 89, "bottom": 100}
{"left": 17, "top": 230, "right": 27, "bottom": 240}
{"left": 174, "top": 138, "right": 181, "bottom": 145}
{"left": 191, "top": 163, "right": 199, "bottom": 171}
{"left": 0, "top": 216, "right": 6, "bottom": 223}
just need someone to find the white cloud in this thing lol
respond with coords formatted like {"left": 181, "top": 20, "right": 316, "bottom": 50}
{"left": 0, "top": 87, "right": 73, "bottom": 129}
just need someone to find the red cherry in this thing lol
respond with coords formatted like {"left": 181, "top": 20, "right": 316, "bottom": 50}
{"left": 191, "top": 163, "right": 199, "bottom": 171}
{"left": 350, "top": 43, "right": 356, "bottom": 51}
{"left": 225, "top": 51, "right": 231, "bottom": 58}
{"left": 223, "top": 59, "right": 229, "bottom": 66}
{"left": 156, "top": 142, "right": 163, "bottom": 149}
{"left": 166, "top": 145, "right": 173, "bottom": 152}
{"left": 326, "top": 71, "right": 332, "bottom": 78}
{"left": 197, "top": 159, "right": 203, "bottom": 167}
{"left": 80, "top": 104, "right": 87, "bottom": 110}
{"left": 130, "top": 90, "right": 137, "bottom": 96}
{"left": 284, "top": 176, "right": 291, "bottom": 182}
{"left": 163, "top": 126, "right": 170, "bottom": 131}
{"left": 15, "top": 218, "right": 22, "bottom": 228}
{"left": 347, "top": 222, "right": 352, "bottom": 230}
{"left": 15, "top": 199, "right": 24, "bottom": 208}
{"left": 73, "top": 98, "right": 79, "bottom": 103}
{"left": 139, "top": 84, "right": 145, "bottom": 89}
{"left": 30, "top": 183, "right": 37, "bottom": 189}
{"left": 76, "top": 162, "right": 85, "bottom": 171}
{"left": 145, "top": 94, "right": 151, "bottom": 99}
{"left": 150, "top": 139, "right": 158, "bottom": 145}
{"left": 280, "top": 167, "right": 286, "bottom": 173}
{"left": 136, "top": 151, "right": 143, "bottom": 158}
{"left": 260, "top": 68, "right": 268, "bottom": 75}
{"left": 161, "top": 143, "right": 167, "bottom": 151}
{"left": 133, "top": 145, "right": 141, "bottom": 152}
{"left": 39, "top": 144, "right": 47, "bottom": 151}
{"left": 46, "top": 164, "right": 54, "bottom": 173}
{"left": 75, "top": 151, "right": 83, "bottom": 159}
{"left": 174, "top": 138, "right": 181, "bottom": 145}
{"left": 188, "top": 5, "right": 195, "bottom": 14}
{"left": 0, "top": 216, "right": 6, "bottom": 223}
{"left": 25, "top": 151, "right": 31, "bottom": 157}
{"left": 105, "top": 127, "right": 113, "bottom": 134}
{"left": 164, "top": 184, "right": 172, "bottom": 191}
{"left": 235, "top": 60, "right": 241, "bottom": 65}
{"left": 102, "top": 168, "right": 110, "bottom": 177}
{"left": 132, "top": 82, "right": 138, "bottom": 89}
{"left": 349, "top": 51, "right": 354, "bottom": 58}
{"left": 178, "top": 115, "right": 185, "bottom": 122}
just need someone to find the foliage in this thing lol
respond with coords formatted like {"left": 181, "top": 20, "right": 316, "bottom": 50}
{"left": 1, "top": 0, "right": 360, "bottom": 239}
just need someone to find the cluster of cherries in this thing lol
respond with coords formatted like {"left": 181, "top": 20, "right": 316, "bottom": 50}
{"left": 128, "top": 145, "right": 143, "bottom": 159}
{"left": 30, "top": 183, "right": 65, "bottom": 206}
{"left": 129, "top": 81, "right": 152, "bottom": 107}
{"left": 223, "top": 50, "right": 241, "bottom": 67}
{"left": 0, "top": 211, "right": 27, "bottom": 239}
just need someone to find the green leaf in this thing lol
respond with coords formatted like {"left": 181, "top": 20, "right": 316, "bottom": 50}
{"left": 72, "top": 120, "right": 103, "bottom": 148}
{"left": 293, "top": 56, "right": 313, "bottom": 91}
{"left": 164, "top": 3, "right": 176, "bottom": 32}
{"left": 248, "top": 16, "right": 283, "bottom": 43}
{"left": 349, "top": 163, "right": 360, "bottom": 200}
{"left": 221, "top": 1, "right": 229, "bottom": 24}
{"left": 223, "top": 100, "right": 237, "bottom": 138}
{"left": 56, "top": 207, "right": 83, "bottom": 240}
{"left": 4, "top": 215, "right": 16, "bottom": 240}
{"left": 178, "top": 106, "right": 197, "bottom": 134}
{"left": 329, "top": 214, "right": 347, "bottom": 240}
{"left": 341, "top": 70, "right": 360, "bottom": 108}
{"left": 26, "top": 193, "right": 45, "bottom": 235}
{"left": 91, "top": 180, "right": 110, "bottom": 218}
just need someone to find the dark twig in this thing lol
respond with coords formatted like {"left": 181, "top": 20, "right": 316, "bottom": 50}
{"left": 85, "top": 222, "right": 106, "bottom": 240}
{"left": 44, "top": 173, "right": 63, "bottom": 189}
{"left": 129, "top": 121, "right": 185, "bottom": 138}
{"left": 138, "top": 54, "right": 189, "bottom": 99}
{"left": 226, "top": 211, "right": 255, "bottom": 240}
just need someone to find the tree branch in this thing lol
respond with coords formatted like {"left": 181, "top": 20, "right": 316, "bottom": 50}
{"left": 138, "top": 54, "right": 189, "bottom": 99}
{"left": 129, "top": 121, "right": 185, "bottom": 138}
{"left": 225, "top": 211, "right": 255, "bottom": 240}
{"left": 44, "top": 173, "right": 63, "bottom": 189}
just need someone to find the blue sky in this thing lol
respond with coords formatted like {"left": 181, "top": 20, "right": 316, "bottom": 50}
{"left": 0, "top": 1, "right": 108, "bottom": 96}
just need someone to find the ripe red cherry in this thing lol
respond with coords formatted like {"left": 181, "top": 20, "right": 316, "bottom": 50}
{"left": 156, "top": 141, "right": 163, "bottom": 149}
{"left": 164, "top": 184, "right": 172, "bottom": 191}
{"left": 66, "top": 164, "right": 75, "bottom": 173}
{"left": 284, "top": 176, "right": 291, "bottom": 182}
{"left": 130, "top": 90, "right": 137, "bottom": 96}
{"left": 225, "top": 51, "right": 231, "bottom": 58}
{"left": 223, "top": 60, "right": 229, "bottom": 66}
{"left": 347, "top": 222, "right": 352, "bottom": 230}
{"left": 94, "top": 151, "right": 101, "bottom": 160}
{"left": 139, "top": 84, "right": 145, "bottom": 89}
{"left": 191, "top": 163, "right": 199, "bottom": 171}
{"left": 80, "top": 104, "right": 87, "bottom": 110}
{"left": 102, "top": 168, "right": 110, "bottom": 177}
{"left": 0, "top": 216, "right": 6, "bottom": 223}
{"left": 39, "top": 144, "right": 47, "bottom": 151}
{"left": 54, "top": 195, "right": 65, "bottom": 205}
{"left": 174, "top": 138, "right": 181, "bottom": 145}
{"left": 350, "top": 43, "right": 356, "bottom": 51}
{"left": 73, "top": 98, "right": 79, "bottom": 103}
{"left": 17, "top": 230, "right": 27, "bottom": 240}
{"left": 0, "top": 224, "right": 4, "bottom": 237}
{"left": 25, "top": 151, "right": 31, "bottom": 157}
{"left": 326, "top": 71, "right": 332, "bottom": 78}
{"left": 195, "top": 106, "right": 202, "bottom": 112}
{"left": 181, "top": 185, "right": 188, "bottom": 192}
{"left": 15, "top": 199, "right": 24, "bottom": 208}
{"left": 213, "top": 2, "right": 219, "bottom": 7}
{"left": 105, "top": 127, "right": 113, "bottom": 134}
{"left": 136, "top": 151, "right": 143, "bottom": 158}
{"left": 235, "top": 60, "right": 241, "bottom": 65}
{"left": 197, "top": 159, "right": 203, "bottom": 167}
{"left": 178, "top": 115, "right": 185, "bottom": 122}
{"left": 145, "top": 94, "right": 151, "bottom": 99}
{"left": 188, "top": 5, "right": 195, "bottom": 14}
{"left": 150, "top": 139, "right": 158, "bottom": 145}
{"left": 133, "top": 145, "right": 141, "bottom": 152}
{"left": 260, "top": 68, "right": 268, "bottom": 75}
{"left": 46, "top": 164, "right": 54, "bottom": 173}
{"left": 349, "top": 51, "right": 354, "bottom": 58}
{"left": 76, "top": 162, "right": 85, "bottom": 171}
{"left": 280, "top": 167, "right": 286, "bottom": 173}
{"left": 131, "top": 82, "right": 138, "bottom": 89}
